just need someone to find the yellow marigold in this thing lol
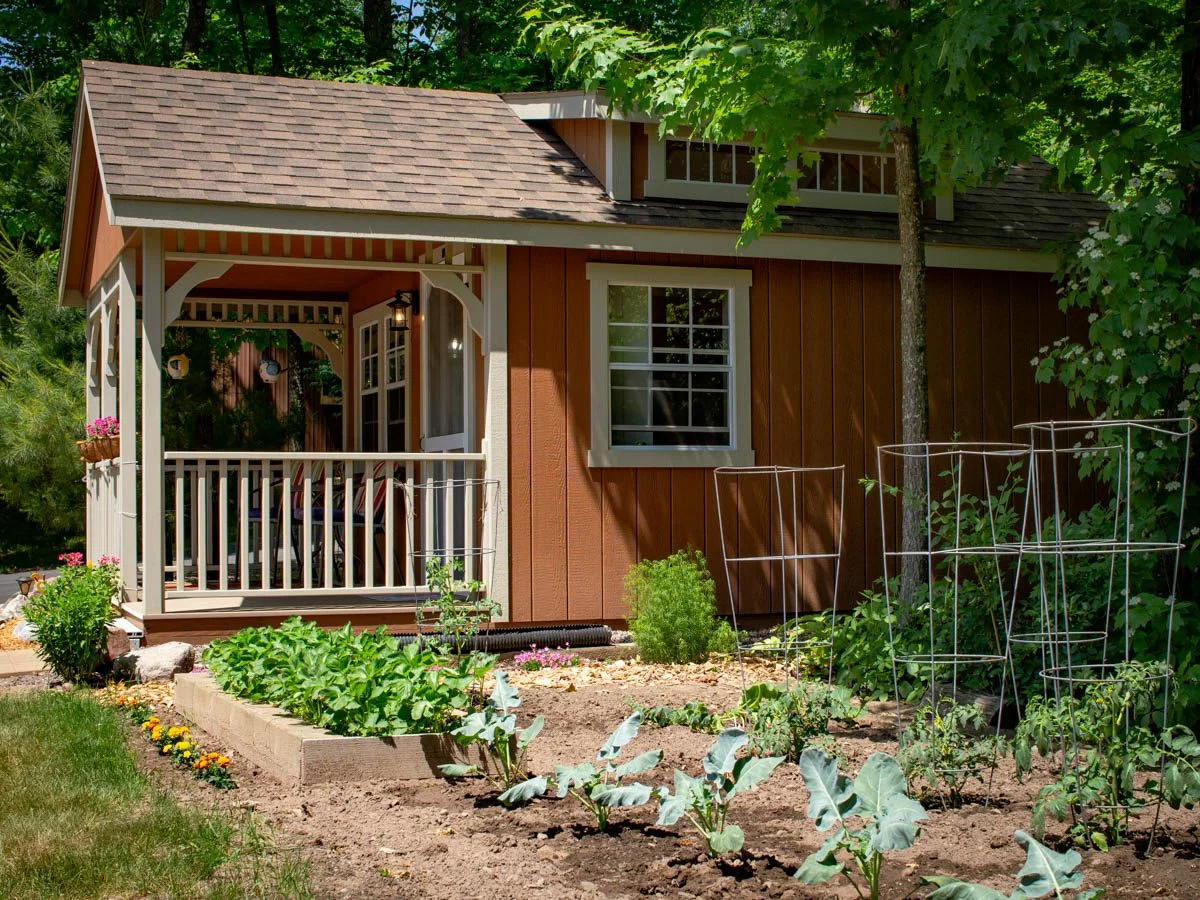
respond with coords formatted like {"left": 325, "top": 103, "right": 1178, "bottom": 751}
{"left": 160, "top": 745, "right": 171, "bottom": 754}
{"left": 150, "top": 727, "right": 164, "bottom": 740}
{"left": 141, "top": 721, "right": 153, "bottom": 731}
{"left": 194, "top": 759, "right": 209, "bottom": 770}
{"left": 175, "top": 740, "right": 191, "bottom": 751}
{"left": 216, "top": 756, "right": 230, "bottom": 767}
{"left": 182, "top": 751, "right": 191, "bottom": 759}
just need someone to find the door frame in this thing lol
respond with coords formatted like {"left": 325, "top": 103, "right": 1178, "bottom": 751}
{"left": 351, "top": 303, "right": 410, "bottom": 453}
{"left": 419, "top": 274, "right": 475, "bottom": 453}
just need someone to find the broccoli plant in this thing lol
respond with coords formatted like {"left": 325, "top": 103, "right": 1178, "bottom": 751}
{"left": 795, "top": 748, "right": 928, "bottom": 900}
{"left": 923, "top": 829, "right": 1103, "bottom": 899}
{"left": 438, "top": 671, "right": 543, "bottom": 798}
{"left": 501, "top": 712, "right": 662, "bottom": 829}
{"left": 655, "top": 728, "right": 785, "bottom": 857}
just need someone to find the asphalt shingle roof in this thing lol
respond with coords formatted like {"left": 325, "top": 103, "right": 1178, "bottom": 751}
{"left": 82, "top": 61, "right": 1103, "bottom": 249}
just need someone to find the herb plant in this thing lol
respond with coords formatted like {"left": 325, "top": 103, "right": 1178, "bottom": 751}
{"left": 899, "top": 699, "right": 1003, "bottom": 808}
{"left": 1014, "top": 662, "right": 1200, "bottom": 848}
{"left": 655, "top": 727, "right": 784, "bottom": 856}
{"left": 732, "top": 681, "right": 860, "bottom": 762}
{"left": 923, "top": 829, "right": 1102, "bottom": 899}
{"left": 502, "top": 712, "right": 662, "bottom": 828}
{"left": 23, "top": 556, "right": 118, "bottom": 683}
{"left": 417, "top": 557, "right": 498, "bottom": 653}
{"left": 795, "top": 748, "right": 928, "bottom": 900}
{"left": 624, "top": 549, "right": 730, "bottom": 664}
{"left": 439, "top": 671, "right": 543, "bottom": 797}
{"left": 204, "top": 617, "right": 494, "bottom": 737}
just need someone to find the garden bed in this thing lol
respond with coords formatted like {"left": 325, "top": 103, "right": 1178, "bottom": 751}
{"left": 175, "top": 673, "right": 488, "bottom": 784}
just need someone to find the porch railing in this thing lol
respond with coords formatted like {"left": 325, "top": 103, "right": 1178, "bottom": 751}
{"left": 86, "top": 460, "right": 122, "bottom": 563}
{"left": 162, "top": 451, "right": 491, "bottom": 599}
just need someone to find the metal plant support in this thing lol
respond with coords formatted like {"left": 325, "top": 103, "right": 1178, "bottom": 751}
{"left": 1007, "top": 418, "right": 1194, "bottom": 836}
{"left": 713, "top": 465, "right": 846, "bottom": 688}
{"left": 876, "top": 442, "right": 1030, "bottom": 796}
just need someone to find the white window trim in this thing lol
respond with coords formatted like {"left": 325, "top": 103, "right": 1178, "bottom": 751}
{"left": 586, "top": 263, "right": 754, "bottom": 469}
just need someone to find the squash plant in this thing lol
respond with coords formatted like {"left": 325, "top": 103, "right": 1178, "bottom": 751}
{"left": 501, "top": 712, "right": 662, "bottom": 828}
{"left": 795, "top": 748, "right": 928, "bottom": 900}
{"left": 655, "top": 727, "right": 784, "bottom": 856}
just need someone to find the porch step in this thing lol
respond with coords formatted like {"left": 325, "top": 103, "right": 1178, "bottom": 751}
{"left": 110, "top": 615, "right": 145, "bottom": 649}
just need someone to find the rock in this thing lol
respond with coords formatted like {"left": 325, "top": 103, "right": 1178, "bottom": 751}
{"left": 112, "top": 641, "right": 194, "bottom": 682}
{"left": 12, "top": 618, "right": 37, "bottom": 642}
{"left": 0, "top": 592, "right": 28, "bottom": 623}
{"left": 609, "top": 629, "right": 633, "bottom": 645}
{"left": 105, "top": 625, "right": 132, "bottom": 661}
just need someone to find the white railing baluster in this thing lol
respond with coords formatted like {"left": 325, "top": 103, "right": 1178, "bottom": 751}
{"left": 465, "top": 463, "right": 477, "bottom": 583}
{"left": 344, "top": 462, "right": 355, "bottom": 589}
{"left": 196, "top": 463, "right": 208, "bottom": 592}
{"left": 238, "top": 461, "right": 249, "bottom": 590}
{"left": 218, "top": 460, "right": 229, "bottom": 591}
{"left": 323, "top": 467, "right": 334, "bottom": 589}
{"left": 444, "top": 463, "right": 455, "bottom": 572}
{"left": 423, "top": 463, "right": 435, "bottom": 586}
{"left": 282, "top": 460, "right": 293, "bottom": 590}
{"left": 174, "top": 460, "right": 185, "bottom": 587}
{"left": 261, "top": 460, "right": 271, "bottom": 590}
{"left": 303, "top": 461, "right": 313, "bottom": 590}
{"left": 384, "top": 461, "right": 395, "bottom": 587}
{"left": 404, "top": 465, "right": 416, "bottom": 587}
{"left": 364, "top": 465, "right": 375, "bottom": 588}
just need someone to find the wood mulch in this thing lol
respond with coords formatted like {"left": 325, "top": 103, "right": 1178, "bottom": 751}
{"left": 0, "top": 618, "right": 35, "bottom": 652}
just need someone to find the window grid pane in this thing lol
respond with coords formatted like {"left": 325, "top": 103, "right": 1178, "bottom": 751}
{"left": 608, "top": 284, "right": 733, "bottom": 448}
{"left": 799, "top": 148, "right": 896, "bottom": 196}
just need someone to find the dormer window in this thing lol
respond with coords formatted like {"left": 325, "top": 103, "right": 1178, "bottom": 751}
{"left": 798, "top": 150, "right": 896, "bottom": 196}
{"left": 664, "top": 139, "right": 757, "bottom": 186}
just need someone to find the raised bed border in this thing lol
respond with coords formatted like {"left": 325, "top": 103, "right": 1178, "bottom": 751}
{"left": 174, "top": 673, "right": 488, "bottom": 784}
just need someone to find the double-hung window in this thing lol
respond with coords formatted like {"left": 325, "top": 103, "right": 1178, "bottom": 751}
{"left": 587, "top": 264, "right": 753, "bottom": 468}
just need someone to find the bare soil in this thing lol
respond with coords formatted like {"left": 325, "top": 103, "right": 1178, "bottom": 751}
{"left": 8, "top": 658, "right": 1200, "bottom": 898}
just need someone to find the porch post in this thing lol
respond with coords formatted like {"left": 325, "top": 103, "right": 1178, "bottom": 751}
{"left": 141, "top": 230, "right": 165, "bottom": 618}
{"left": 482, "top": 244, "right": 510, "bottom": 620}
{"left": 117, "top": 248, "right": 138, "bottom": 596}
{"left": 85, "top": 291, "right": 100, "bottom": 560}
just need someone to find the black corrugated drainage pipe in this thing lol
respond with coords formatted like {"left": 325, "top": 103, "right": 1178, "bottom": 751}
{"left": 394, "top": 623, "right": 613, "bottom": 653}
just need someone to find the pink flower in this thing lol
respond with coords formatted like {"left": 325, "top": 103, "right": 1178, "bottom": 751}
{"left": 58, "top": 551, "right": 85, "bottom": 567}
{"left": 85, "top": 417, "right": 120, "bottom": 439}
{"left": 97, "top": 555, "right": 120, "bottom": 567}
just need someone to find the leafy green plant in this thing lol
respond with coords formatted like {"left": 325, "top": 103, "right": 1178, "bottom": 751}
{"left": 732, "top": 681, "right": 859, "bottom": 762}
{"left": 438, "top": 671, "right": 543, "bottom": 797}
{"left": 923, "top": 829, "right": 1103, "bottom": 899}
{"left": 501, "top": 713, "right": 662, "bottom": 828}
{"left": 417, "top": 558, "right": 498, "bottom": 654}
{"left": 795, "top": 748, "right": 928, "bottom": 900}
{"left": 1014, "top": 662, "right": 1200, "bottom": 848}
{"left": 23, "top": 558, "right": 118, "bottom": 683}
{"left": 624, "top": 549, "right": 729, "bottom": 664}
{"left": 655, "top": 727, "right": 784, "bottom": 857}
{"left": 899, "top": 699, "right": 1004, "bottom": 808}
{"left": 204, "top": 617, "right": 493, "bottom": 737}
{"left": 627, "top": 698, "right": 725, "bottom": 734}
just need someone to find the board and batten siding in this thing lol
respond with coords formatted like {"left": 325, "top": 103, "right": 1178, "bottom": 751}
{"left": 507, "top": 246, "right": 1082, "bottom": 624}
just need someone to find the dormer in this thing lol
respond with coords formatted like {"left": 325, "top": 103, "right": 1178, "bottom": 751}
{"left": 503, "top": 91, "right": 953, "bottom": 221}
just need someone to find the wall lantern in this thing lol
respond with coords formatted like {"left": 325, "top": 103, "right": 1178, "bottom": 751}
{"left": 258, "top": 358, "right": 282, "bottom": 384}
{"left": 448, "top": 336, "right": 463, "bottom": 360}
{"left": 388, "top": 290, "right": 417, "bottom": 332}
{"left": 16, "top": 575, "right": 33, "bottom": 597}
{"left": 166, "top": 354, "right": 190, "bottom": 380}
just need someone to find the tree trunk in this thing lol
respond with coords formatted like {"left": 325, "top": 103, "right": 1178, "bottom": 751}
{"left": 181, "top": 0, "right": 207, "bottom": 56}
{"left": 263, "top": 0, "right": 284, "bottom": 75}
{"left": 892, "top": 117, "right": 929, "bottom": 609}
{"left": 231, "top": 0, "right": 254, "bottom": 74}
{"left": 364, "top": 0, "right": 394, "bottom": 63}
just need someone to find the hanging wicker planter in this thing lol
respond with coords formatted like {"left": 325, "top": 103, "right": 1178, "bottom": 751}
{"left": 94, "top": 436, "right": 120, "bottom": 460}
{"left": 77, "top": 439, "right": 104, "bottom": 464}
{"left": 81, "top": 417, "right": 121, "bottom": 465}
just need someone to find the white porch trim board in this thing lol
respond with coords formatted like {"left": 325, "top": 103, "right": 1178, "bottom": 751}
{"left": 117, "top": 248, "right": 138, "bottom": 594}
{"left": 482, "top": 244, "right": 510, "bottom": 621}
{"left": 141, "top": 229, "right": 165, "bottom": 617}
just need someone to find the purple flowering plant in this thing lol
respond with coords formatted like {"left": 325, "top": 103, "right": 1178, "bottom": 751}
{"left": 85, "top": 416, "right": 120, "bottom": 439}
{"left": 514, "top": 644, "right": 581, "bottom": 671}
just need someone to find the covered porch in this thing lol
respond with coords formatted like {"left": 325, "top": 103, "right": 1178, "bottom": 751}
{"left": 80, "top": 227, "right": 510, "bottom": 641}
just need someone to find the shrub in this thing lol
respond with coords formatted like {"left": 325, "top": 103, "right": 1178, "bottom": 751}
{"left": 204, "top": 617, "right": 493, "bottom": 737}
{"left": 23, "top": 557, "right": 117, "bottom": 682}
{"left": 625, "top": 549, "right": 728, "bottom": 664}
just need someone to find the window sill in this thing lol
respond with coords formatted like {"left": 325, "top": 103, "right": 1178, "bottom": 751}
{"left": 587, "top": 447, "right": 755, "bottom": 469}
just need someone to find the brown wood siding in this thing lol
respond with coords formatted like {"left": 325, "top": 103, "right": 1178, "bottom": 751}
{"left": 631, "top": 124, "right": 648, "bottom": 200}
{"left": 507, "top": 246, "right": 1076, "bottom": 624}
{"left": 551, "top": 119, "right": 607, "bottom": 190}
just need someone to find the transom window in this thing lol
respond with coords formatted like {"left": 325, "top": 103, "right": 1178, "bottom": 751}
{"left": 587, "top": 263, "right": 754, "bottom": 469}
{"left": 664, "top": 139, "right": 757, "bottom": 186}
{"left": 798, "top": 149, "right": 896, "bottom": 196}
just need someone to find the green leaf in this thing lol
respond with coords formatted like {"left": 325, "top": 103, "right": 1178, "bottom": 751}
{"left": 598, "top": 712, "right": 642, "bottom": 761}
{"left": 854, "top": 751, "right": 910, "bottom": 817}
{"left": 728, "top": 754, "right": 784, "bottom": 797}
{"left": 656, "top": 770, "right": 700, "bottom": 826}
{"left": 922, "top": 875, "right": 1010, "bottom": 899}
{"left": 795, "top": 833, "right": 845, "bottom": 885}
{"left": 518, "top": 714, "right": 544, "bottom": 749}
{"left": 497, "top": 776, "right": 548, "bottom": 807}
{"left": 593, "top": 782, "right": 653, "bottom": 808}
{"left": 488, "top": 670, "right": 521, "bottom": 712}
{"left": 613, "top": 749, "right": 663, "bottom": 778}
{"left": 553, "top": 762, "right": 598, "bottom": 798}
{"left": 1013, "top": 830, "right": 1084, "bottom": 897}
{"left": 798, "top": 748, "right": 857, "bottom": 831}
{"left": 868, "top": 800, "right": 925, "bottom": 854}
{"left": 707, "top": 824, "right": 745, "bottom": 854}
{"left": 437, "top": 763, "right": 479, "bottom": 778}
{"left": 704, "top": 728, "right": 749, "bottom": 777}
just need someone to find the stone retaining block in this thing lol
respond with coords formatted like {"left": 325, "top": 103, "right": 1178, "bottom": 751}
{"left": 175, "top": 673, "right": 488, "bottom": 784}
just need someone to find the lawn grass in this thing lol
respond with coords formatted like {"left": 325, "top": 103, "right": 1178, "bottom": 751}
{"left": 0, "top": 690, "right": 311, "bottom": 899}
